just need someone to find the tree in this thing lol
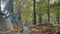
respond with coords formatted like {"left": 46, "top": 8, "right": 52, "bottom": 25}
{"left": 33, "top": 0, "right": 36, "bottom": 25}
{"left": 36, "top": 0, "right": 47, "bottom": 23}
{"left": 47, "top": 0, "right": 50, "bottom": 23}
{"left": 57, "top": 9, "right": 59, "bottom": 24}
{"left": 50, "top": 1, "right": 60, "bottom": 24}
{"left": 14, "top": 0, "right": 31, "bottom": 25}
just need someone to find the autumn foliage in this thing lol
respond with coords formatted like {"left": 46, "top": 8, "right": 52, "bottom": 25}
{"left": 28, "top": 23, "right": 60, "bottom": 34}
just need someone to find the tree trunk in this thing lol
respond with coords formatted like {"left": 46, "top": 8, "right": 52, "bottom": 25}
{"left": 33, "top": 0, "right": 36, "bottom": 25}
{"left": 47, "top": 0, "right": 50, "bottom": 23}
{"left": 39, "top": 16, "right": 42, "bottom": 23}
{"left": 55, "top": 10, "right": 60, "bottom": 24}
{"left": 57, "top": 10, "right": 59, "bottom": 24}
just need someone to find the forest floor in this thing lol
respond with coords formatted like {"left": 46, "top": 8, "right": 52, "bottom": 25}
{"left": 0, "top": 23, "right": 60, "bottom": 34}
{"left": 28, "top": 23, "right": 60, "bottom": 34}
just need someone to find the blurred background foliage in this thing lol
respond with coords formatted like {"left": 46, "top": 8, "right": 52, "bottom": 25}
{"left": 13, "top": 0, "right": 60, "bottom": 25}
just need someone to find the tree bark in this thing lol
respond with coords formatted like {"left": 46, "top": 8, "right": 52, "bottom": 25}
{"left": 47, "top": 0, "right": 50, "bottom": 23}
{"left": 57, "top": 10, "right": 59, "bottom": 24}
{"left": 33, "top": 0, "right": 36, "bottom": 25}
{"left": 39, "top": 16, "right": 42, "bottom": 23}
